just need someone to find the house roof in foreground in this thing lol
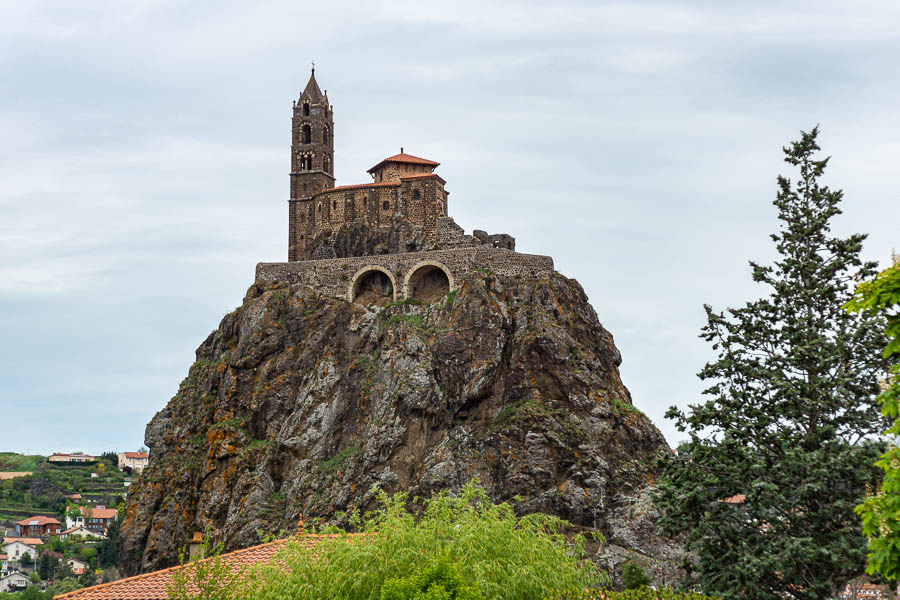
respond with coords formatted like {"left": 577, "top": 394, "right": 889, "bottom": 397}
{"left": 53, "top": 534, "right": 367, "bottom": 600}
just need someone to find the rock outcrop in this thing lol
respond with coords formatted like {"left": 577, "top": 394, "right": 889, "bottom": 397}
{"left": 119, "top": 259, "right": 680, "bottom": 580}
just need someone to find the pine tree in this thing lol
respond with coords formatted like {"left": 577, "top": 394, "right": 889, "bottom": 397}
{"left": 654, "top": 127, "right": 891, "bottom": 600}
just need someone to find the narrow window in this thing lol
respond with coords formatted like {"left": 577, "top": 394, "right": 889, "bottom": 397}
{"left": 303, "top": 102, "right": 310, "bottom": 116}
{"left": 333, "top": 199, "right": 336, "bottom": 209}
{"left": 302, "top": 124, "right": 311, "bottom": 144}
{"left": 323, "top": 127, "right": 329, "bottom": 143}
{"left": 364, "top": 196, "right": 368, "bottom": 207}
{"left": 383, "top": 201, "right": 390, "bottom": 210}
{"left": 412, "top": 190, "right": 421, "bottom": 201}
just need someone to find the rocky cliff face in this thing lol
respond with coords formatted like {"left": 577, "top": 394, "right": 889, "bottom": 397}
{"left": 119, "top": 260, "right": 680, "bottom": 580}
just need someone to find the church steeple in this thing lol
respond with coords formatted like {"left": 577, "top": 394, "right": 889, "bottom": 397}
{"left": 288, "top": 67, "right": 335, "bottom": 261}
{"left": 301, "top": 67, "right": 324, "bottom": 101}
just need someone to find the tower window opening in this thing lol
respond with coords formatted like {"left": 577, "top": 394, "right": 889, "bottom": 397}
{"left": 302, "top": 124, "right": 312, "bottom": 144}
{"left": 412, "top": 190, "right": 421, "bottom": 202}
{"left": 302, "top": 102, "right": 310, "bottom": 116}
{"left": 333, "top": 199, "right": 336, "bottom": 210}
{"left": 364, "top": 196, "right": 368, "bottom": 208}
{"left": 323, "top": 127, "right": 329, "bottom": 143}
{"left": 304, "top": 155, "right": 313, "bottom": 170}
{"left": 383, "top": 201, "right": 390, "bottom": 211}
{"left": 324, "top": 157, "right": 330, "bottom": 173}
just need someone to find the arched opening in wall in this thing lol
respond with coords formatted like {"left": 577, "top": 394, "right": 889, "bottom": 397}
{"left": 324, "top": 157, "right": 330, "bottom": 173}
{"left": 383, "top": 201, "right": 390, "bottom": 211}
{"left": 352, "top": 270, "right": 394, "bottom": 306}
{"left": 303, "top": 102, "right": 310, "bottom": 116}
{"left": 323, "top": 127, "right": 329, "bottom": 143}
{"left": 302, "top": 124, "right": 312, "bottom": 143}
{"left": 407, "top": 264, "right": 450, "bottom": 304}
{"left": 304, "top": 155, "right": 313, "bottom": 170}
{"left": 412, "top": 190, "right": 421, "bottom": 202}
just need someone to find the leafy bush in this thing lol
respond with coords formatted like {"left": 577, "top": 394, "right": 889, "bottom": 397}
{"left": 238, "top": 482, "right": 606, "bottom": 600}
{"left": 621, "top": 561, "right": 651, "bottom": 590}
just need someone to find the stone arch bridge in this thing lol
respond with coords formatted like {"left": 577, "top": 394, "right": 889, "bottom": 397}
{"left": 256, "top": 248, "right": 554, "bottom": 306}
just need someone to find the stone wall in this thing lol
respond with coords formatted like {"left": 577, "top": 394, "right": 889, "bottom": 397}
{"left": 256, "top": 248, "right": 554, "bottom": 303}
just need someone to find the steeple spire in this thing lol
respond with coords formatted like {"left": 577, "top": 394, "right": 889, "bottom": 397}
{"left": 302, "top": 65, "right": 323, "bottom": 101}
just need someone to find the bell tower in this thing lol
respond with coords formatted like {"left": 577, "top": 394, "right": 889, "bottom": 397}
{"left": 289, "top": 67, "right": 334, "bottom": 261}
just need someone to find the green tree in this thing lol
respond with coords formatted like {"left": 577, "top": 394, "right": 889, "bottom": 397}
{"left": 21, "top": 551, "right": 34, "bottom": 567}
{"left": 654, "top": 127, "right": 890, "bottom": 600}
{"left": 79, "top": 568, "right": 98, "bottom": 588}
{"left": 173, "top": 481, "right": 605, "bottom": 600}
{"left": 29, "top": 571, "right": 41, "bottom": 584}
{"left": 846, "top": 257, "right": 900, "bottom": 578}
{"left": 621, "top": 561, "right": 651, "bottom": 591}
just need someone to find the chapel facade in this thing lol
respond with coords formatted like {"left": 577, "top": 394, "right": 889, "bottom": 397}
{"left": 288, "top": 70, "right": 450, "bottom": 262}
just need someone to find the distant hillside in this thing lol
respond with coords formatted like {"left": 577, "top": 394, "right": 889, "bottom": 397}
{"left": 0, "top": 453, "right": 131, "bottom": 523}
{"left": 0, "top": 452, "right": 43, "bottom": 471}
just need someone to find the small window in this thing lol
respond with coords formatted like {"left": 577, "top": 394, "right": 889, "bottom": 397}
{"left": 364, "top": 197, "right": 368, "bottom": 207}
{"left": 412, "top": 190, "right": 421, "bottom": 201}
{"left": 302, "top": 124, "right": 312, "bottom": 144}
{"left": 383, "top": 201, "right": 390, "bottom": 210}
{"left": 333, "top": 199, "right": 336, "bottom": 209}
{"left": 302, "top": 102, "right": 310, "bottom": 116}
{"left": 323, "top": 127, "right": 328, "bottom": 143}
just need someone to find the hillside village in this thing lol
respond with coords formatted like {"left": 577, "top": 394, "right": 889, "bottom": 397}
{"left": 0, "top": 451, "right": 146, "bottom": 595}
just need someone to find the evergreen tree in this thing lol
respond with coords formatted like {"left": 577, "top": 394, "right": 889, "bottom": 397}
{"left": 654, "top": 127, "right": 891, "bottom": 600}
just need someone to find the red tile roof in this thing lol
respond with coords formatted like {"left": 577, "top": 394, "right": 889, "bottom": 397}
{"left": 0, "top": 554, "right": 7, "bottom": 560}
{"left": 367, "top": 152, "right": 440, "bottom": 173}
{"left": 399, "top": 172, "right": 447, "bottom": 185}
{"left": 122, "top": 452, "right": 149, "bottom": 459}
{"left": 719, "top": 494, "right": 746, "bottom": 504}
{"left": 53, "top": 534, "right": 368, "bottom": 600}
{"left": 81, "top": 507, "right": 118, "bottom": 520}
{"left": 17, "top": 515, "right": 61, "bottom": 526}
{"left": 317, "top": 181, "right": 399, "bottom": 194}
{"left": 3, "top": 537, "right": 44, "bottom": 546}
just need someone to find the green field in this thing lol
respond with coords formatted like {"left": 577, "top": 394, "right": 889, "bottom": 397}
{"left": 0, "top": 452, "right": 44, "bottom": 471}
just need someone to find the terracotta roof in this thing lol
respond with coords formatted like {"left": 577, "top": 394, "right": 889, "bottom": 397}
{"left": 3, "top": 537, "right": 43, "bottom": 546}
{"left": 17, "top": 515, "right": 61, "bottom": 526}
{"left": 399, "top": 172, "right": 447, "bottom": 185}
{"left": 719, "top": 494, "right": 746, "bottom": 504}
{"left": 316, "top": 181, "right": 399, "bottom": 195}
{"left": 53, "top": 534, "right": 367, "bottom": 600}
{"left": 121, "top": 452, "right": 149, "bottom": 459}
{"left": 367, "top": 152, "right": 440, "bottom": 174}
{"left": 0, "top": 554, "right": 7, "bottom": 560}
{"left": 81, "top": 507, "right": 118, "bottom": 520}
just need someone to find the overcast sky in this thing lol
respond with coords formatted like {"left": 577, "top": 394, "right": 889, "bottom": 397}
{"left": 1, "top": 1, "right": 899, "bottom": 456}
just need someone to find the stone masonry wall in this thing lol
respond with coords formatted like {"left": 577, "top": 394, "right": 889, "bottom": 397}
{"left": 256, "top": 248, "right": 554, "bottom": 302}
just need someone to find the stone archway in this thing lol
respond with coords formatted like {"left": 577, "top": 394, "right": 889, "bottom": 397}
{"left": 404, "top": 261, "right": 453, "bottom": 304}
{"left": 348, "top": 266, "right": 397, "bottom": 306}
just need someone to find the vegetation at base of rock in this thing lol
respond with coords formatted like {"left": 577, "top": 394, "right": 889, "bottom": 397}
{"left": 227, "top": 482, "right": 606, "bottom": 600}
{"left": 621, "top": 560, "right": 652, "bottom": 590}
{"left": 655, "top": 127, "right": 890, "bottom": 600}
{"left": 846, "top": 258, "right": 900, "bottom": 579}
{"left": 584, "top": 588, "right": 720, "bottom": 600}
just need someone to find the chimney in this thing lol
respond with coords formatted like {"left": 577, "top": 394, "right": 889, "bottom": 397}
{"left": 189, "top": 531, "right": 204, "bottom": 559}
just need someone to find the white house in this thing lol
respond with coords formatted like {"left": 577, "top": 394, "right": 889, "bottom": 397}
{"left": 67, "top": 558, "right": 89, "bottom": 574}
{"left": 0, "top": 570, "right": 30, "bottom": 592}
{"left": 65, "top": 506, "right": 117, "bottom": 534}
{"left": 59, "top": 526, "right": 106, "bottom": 541}
{"left": 1, "top": 539, "right": 40, "bottom": 561}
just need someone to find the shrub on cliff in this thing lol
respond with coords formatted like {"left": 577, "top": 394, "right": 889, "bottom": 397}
{"left": 235, "top": 481, "right": 606, "bottom": 600}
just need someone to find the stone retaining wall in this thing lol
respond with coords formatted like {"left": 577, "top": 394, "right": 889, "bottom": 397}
{"left": 256, "top": 248, "right": 554, "bottom": 302}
